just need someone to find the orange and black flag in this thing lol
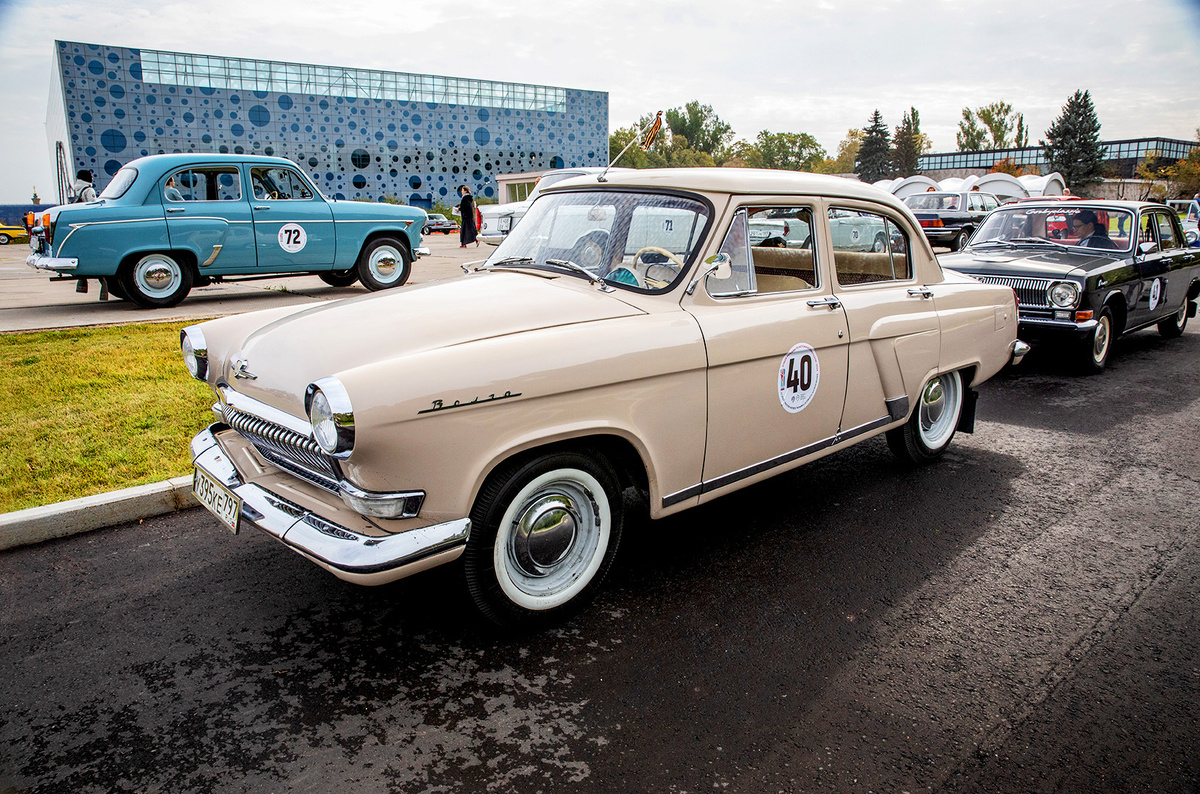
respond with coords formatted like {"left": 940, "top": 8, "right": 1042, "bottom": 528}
{"left": 640, "top": 111, "right": 663, "bottom": 151}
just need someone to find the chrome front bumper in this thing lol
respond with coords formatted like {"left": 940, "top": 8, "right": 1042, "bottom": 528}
{"left": 1009, "top": 339, "right": 1032, "bottom": 366}
{"left": 414, "top": 246, "right": 431, "bottom": 257}
{"left": 26, "top": 253, "right": 78, "bottom": 271}
{"left": 191, "top": 424, "right": 469, "bottom": 583}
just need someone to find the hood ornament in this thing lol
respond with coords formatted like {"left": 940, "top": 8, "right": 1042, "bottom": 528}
{"left": 232, "top": 356, "right": 258, "bottom": 380}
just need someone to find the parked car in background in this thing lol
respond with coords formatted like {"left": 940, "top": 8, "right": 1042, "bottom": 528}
{"left": 25, "top": 154, "right": 429, "bottom": 308}
{"left": 940, "top": 200, "right": 1200, "bottom": 373}
{"left": 185, "top": 167, "right": 1025, "bottom": 627}
{"left": 423, "top": 213, "right": 459, "bottom": 235}
{"left": 904, "top": 190, "right": 1000, "bottom": 251}
{"left": 0, "top": 223, "right": 29, "bottom": 245}
{"left": 479, "top": 167, "right": 620, "bottom": 243}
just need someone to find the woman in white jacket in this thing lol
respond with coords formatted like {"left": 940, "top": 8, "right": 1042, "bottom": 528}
{"left": 73, "top": 170, "right": 97, "bottom": 203}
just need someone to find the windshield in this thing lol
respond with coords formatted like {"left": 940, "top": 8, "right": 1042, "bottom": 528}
{"left": 971, "top": 205, "right": 1135, "bottom": 253}
{"left": 485, "top": 190, "right": 711, "bottom": 293}
{"left": 904, "top": 192, "right": 960, "bottom": 211}
{"left": 98, "top": 167, "right": 138, "bottom": 199}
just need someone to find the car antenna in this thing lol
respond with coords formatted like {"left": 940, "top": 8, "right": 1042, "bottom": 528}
{"left": 597, "top": 110, "right": 663, "bottom": 183}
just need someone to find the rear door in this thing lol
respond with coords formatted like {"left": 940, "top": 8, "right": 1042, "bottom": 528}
{"left": 163, "top": 164, "right": 256, "bottom": 273}
{"left": 248, "top": 165, "right": 335, "bottom": 271}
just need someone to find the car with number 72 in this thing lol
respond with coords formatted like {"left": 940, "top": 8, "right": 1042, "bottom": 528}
{"left": 184, "top": 168, "right": 1026, "bottom": 627}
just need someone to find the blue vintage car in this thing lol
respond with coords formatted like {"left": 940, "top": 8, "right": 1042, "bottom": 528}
{"left": 25, "top": 154, "right": 430, "bottom": 308}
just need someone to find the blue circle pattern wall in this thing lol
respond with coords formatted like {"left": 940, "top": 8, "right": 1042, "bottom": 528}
{"left": 58, "top": 42, "right": 609, "bottom": 205}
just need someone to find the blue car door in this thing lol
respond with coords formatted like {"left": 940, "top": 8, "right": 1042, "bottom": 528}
{"left": 248, "top": 164, "right": 334, "bottom": 271}
{"left": 163, "top": 165, "right": 257, "bottom": 273}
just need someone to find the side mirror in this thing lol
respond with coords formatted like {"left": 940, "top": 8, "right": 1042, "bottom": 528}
{"left": 1139, "top": 241, "right": 1158, "bottom": 255}
{"left": 685, "top": 252, "right": 733, "bottom": 295}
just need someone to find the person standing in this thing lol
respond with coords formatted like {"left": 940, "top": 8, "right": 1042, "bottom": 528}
{"left": 73, "top": 170, "right": 97, "bottom": 203}
{"left": 456, "top": 185, "right": 479, "bottom": 247}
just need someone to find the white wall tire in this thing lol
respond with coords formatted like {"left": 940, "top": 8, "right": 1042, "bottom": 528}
{"left": 356, "top": 237, "right": 411, "bottom": 290}
{"left": 119, "top": 253, "right": 193, "bottom": 308}
{"left": 887, "top": 370, "right": 964, "bottom": 464}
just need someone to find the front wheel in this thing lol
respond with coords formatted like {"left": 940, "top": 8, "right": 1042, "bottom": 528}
{"left": 1079, "top": 305, "right": 1114, "bottom": 374}
{"left": 355, "top": 237, "right": 411, "bottom": 291}
{"left": 319, "top": 269, "right": 359, "bottom": 287}
{"left": 119, "top": 253, "right": 193, "bottom": 308}
{"left": 887, "top": 370, "right": 963, "bottom": 464}
{"left": 463, "top": 450, "right": 624, "bottom": 627}
{"left": 1157, "top": 300, "right": 1189, "bottom": 339}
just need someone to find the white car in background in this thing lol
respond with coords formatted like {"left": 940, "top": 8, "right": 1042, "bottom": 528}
{"left": 480, "top": 167, "right": 621, "bottom": 243}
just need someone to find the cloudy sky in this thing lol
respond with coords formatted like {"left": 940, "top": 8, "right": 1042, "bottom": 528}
{"left": 0, "top": 0, "right": 1198, "bottom": 203}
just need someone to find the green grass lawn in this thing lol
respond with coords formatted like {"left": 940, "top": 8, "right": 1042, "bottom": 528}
{"left": 0, "top": 323, "right": 215, "bottom": 513}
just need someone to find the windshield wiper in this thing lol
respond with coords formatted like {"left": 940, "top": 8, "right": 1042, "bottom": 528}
{"left": 481, "top": 256, "right": 534, "bottom": 269}
{"left": 969, "top": 239, "right": 1016, "bottom": 248}
{"left": 1008, "top": 237, "right": 1069, "bottom": 250}
{"left": 544, "top": 259, "right": 615, "bottom": 291}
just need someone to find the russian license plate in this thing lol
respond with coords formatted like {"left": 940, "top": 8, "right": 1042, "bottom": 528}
{"left": 498, "top": 216, "right": 511, "bottom": 231}
{"left": 193, "top": 464, "right": 242, "bottom": 534}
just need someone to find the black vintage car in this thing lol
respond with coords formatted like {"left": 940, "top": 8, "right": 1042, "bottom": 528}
{"left": 941, "top": 200, "right": 1200, "bottom": 373}
{"left": 904, "top": 190, "right": 1000, "bottom": 251}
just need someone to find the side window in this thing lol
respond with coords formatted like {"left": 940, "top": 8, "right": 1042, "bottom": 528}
{"left": 969, "top": 194, "right": 985, "bottom": 211}
{"left": 745, "top": 207, "right": 818, "bottom": 294}
{"left": 1139, "top": 214, "right": 1160, "bottom": 252}
{"left": 168, "top": 167, "right": 241, "bottom": 202}
{"left": 706, "top": 209, "right": 756, "bottom": 296}
{"left": 983, "top": 195, "right": 999, "bottom": 211}
{"left": 1156, "top": 213, "right": 1181, "bottom": 250}
{"left": 251, "top": 167, "right": 314, "bottom": 200}
{"left": 828, "top": 208, "right": 910, "bottom": 286}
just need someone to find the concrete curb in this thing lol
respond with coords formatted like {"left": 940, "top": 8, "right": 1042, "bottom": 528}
{"left": 0, "top": 477, "right": 198, "bottom": 552}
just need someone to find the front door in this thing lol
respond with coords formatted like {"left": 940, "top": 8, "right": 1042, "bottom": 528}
{"left": 163, "top": 165, "right": 256, "bottom": 274}
{"left": 248, "top": 165, "right": 335, "bottom": 271}
{"left": 685, "top": 204, "right": 849, "bottom": 498}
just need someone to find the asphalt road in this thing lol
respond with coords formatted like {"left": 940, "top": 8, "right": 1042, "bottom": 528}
{"left": 2, "top": 326, "right": 1199, "bottom": 793}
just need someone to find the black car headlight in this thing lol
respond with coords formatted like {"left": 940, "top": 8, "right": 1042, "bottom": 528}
{"left": 180, "top": 327, "right": 208, "bottom": 381}
{"left": 1049, "top": 281, "right": 1080, "bottom": 309}
{"left": 305, "top": 377, "right": 355, "bottom": 458}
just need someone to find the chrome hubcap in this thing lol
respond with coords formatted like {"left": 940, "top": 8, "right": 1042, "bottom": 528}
{"left": 134, "top": 256, "right": 181, "bottom": 298}
{"left": 920, "top": 379, "right": 946, "bottom": 430}
{"left": 369, "top": 245, "right": 402, "bottom": 282}
{"left": 917, "top": 372, "right": 960, "bottom": 449}
{"left": 511, "top": 495, "right": 579, "bottom": 576}
{"left": 1093, "top": 317, "right": 1111, "bottom": 361}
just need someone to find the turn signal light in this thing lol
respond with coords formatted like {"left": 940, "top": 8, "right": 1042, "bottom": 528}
{"left": 1076, "top": 310, "right": 1093, "bottom": 321}
{"left": 24, "top": 212, "right": 34, "bottom": 229}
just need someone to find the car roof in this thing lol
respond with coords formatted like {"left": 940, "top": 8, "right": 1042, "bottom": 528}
{"left": 120, "top": 153, "right": 300, "bottom": 174}
{"left": 1003, "top": 199, "right": 1163, "bottom": 211}
{"left": 542, "top": 167, "right": 907, "bottom": 208}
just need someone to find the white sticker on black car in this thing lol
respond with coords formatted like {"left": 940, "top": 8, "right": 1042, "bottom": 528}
{"left": 779, "top": 343, "right": 819, "bottom": 413}
{"left": 278, "top": 223, "right": 307, "bottom": 253}
{"left": 1149, "top": 278, "right": 1162, "bottom": 311}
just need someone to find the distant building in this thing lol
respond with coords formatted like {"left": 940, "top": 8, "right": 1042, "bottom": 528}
{"left": 919, "top": 137, "right": 1199, "bottom": 180}
{"left": 47, "top": 40, "right": 609, "bottom": 208}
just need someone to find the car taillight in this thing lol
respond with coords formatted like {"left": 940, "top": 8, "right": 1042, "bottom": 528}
{"left": 920, "top": 219, "right": 944, "bottom": 228}
{"left": 783, "top": 221, "right": 790, "bottom": 236}
{"left": 24, "top": 212, "right": 34, "bottom": 230}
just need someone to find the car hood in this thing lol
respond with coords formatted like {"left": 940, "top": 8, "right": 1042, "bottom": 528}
{"left": 940, "top": 245, "right": 1124, "bottom": 279}
{"left": 219, "top": 271, "right": 646, "bottom": 414}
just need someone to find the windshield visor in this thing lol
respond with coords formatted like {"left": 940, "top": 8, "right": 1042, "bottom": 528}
{"left": 972, "top": 206, "right": 1135, "bottom": 252}
{"left": 485, "top": 190, "right": 711, "bottom": 292}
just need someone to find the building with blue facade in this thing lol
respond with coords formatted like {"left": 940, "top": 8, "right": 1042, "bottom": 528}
{"left": 48, "top": 40, "right": 609, "bottom": 208}
{"left": 918, "top": 137, "right": 1199, "bottom": 179}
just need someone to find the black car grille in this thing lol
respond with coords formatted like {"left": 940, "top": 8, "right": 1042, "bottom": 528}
{"left": 221, "top": 404, "right": 339, "bottom": 493}
{"left": 970, "top": 275, "right": 1053, "bottom": 309}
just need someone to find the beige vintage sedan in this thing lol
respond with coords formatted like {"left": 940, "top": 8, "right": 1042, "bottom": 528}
{"left": 185, "top": 168, "right": 1027, "bottom": 625}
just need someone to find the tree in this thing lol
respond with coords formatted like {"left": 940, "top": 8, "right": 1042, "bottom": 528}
{"left": 892, "top": 107, "right": 923, "bottom": 176}
{"left": 1042, "top": 90, "right": 1106, "bottom": 192}
{"left": 664, "top": 101, "right": 734, "bottom": 157}
{"left": 989, "top": 158, "right": 1034, "bottom": 177}
{"left": 957, "top": 109, "right": 987, "bottom": 151}
{"left": 813, "top": 129, "right": 863, "bottom": 174}
{"left": 754, "top": 130, "right": 826, "bottom": 172}
{"left": 855, "top": 110, "right": 893, "bottom": 183}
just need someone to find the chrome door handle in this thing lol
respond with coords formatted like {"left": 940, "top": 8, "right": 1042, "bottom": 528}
{"left": 806, "top": 296, "right": 842, "bottom": 310}
{"left": 907, "top": 287, "right": 934, "bottom": 299}
{"left": 166, "top": 207, "right": 184, "bottom": 213}
{"left": 254, "top": 205, "right": 270, "bottom": 210}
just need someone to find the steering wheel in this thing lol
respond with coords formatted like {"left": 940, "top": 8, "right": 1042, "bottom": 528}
{"left": 632, "top": 246, "right": 686, "bottom": 287}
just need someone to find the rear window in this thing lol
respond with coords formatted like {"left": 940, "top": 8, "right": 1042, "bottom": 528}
{"left": 98, "top": 167, "right": 138, "bottom": 199}
{"left": 904, "top": 193, "right": 961, "bottom": 211}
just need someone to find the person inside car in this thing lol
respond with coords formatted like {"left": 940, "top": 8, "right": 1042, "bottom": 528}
{"left": 1071, "top": 210, "right": 1118, "bottom": 250}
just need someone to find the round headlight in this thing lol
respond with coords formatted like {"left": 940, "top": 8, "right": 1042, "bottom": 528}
{"left": 180, "top": 327, "right": 207, "bottom": 381}
{"left": 1049, "top": 282, "right": 1079, "bottom": 308}
{"left": 305, "top": 378, "right": 355, "bottom": 458}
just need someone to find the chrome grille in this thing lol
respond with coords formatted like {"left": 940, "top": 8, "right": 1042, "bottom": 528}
{"left": 971, "top": 275, "right": 1053, "bottom": 308}
{"left": 221, "top": 404, "right": 339, "bottom": 492}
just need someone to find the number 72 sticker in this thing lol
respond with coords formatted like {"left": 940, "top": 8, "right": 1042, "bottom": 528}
{"left": 779, "top": 343, "right": 819, "bottom": 413}
{"left": 278, "top": 223, "right": 307, "bottom": 253}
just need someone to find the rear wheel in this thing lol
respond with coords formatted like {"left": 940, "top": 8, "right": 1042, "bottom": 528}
{"left": 887, "top": 370, "right": 963, "bottom": 464}
{"left": 1157, "top": 300, "right": 1189, "bottom": 339}
{"left": 949, "top": 229, "right": 968, "bottom": 252}
{"left": 119, "top": 253, "right": 193, "bottom": 308}
{"left": 463, "top": 450, "right": 624, "bottom": 627}
{"left": 1079, "top": 305, "right": 1114, "bottom": 374}
{"left": 0, "top": 233, "right": 10, "bottom": 245}
{"left": 319, "top": 269, "right": 358, "bottom": 287}
{"left": 355, "top": 237, "right": 411, "bottom": 291}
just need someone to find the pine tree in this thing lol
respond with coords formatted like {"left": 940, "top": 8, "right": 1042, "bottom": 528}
{"left": 856, "top": 110, "right": 893, "bottom": 183}
{"left": 1042, "top": 90, "right": 1106, "bottom": 192}
{"left": 892, "top": 108, "right": 922, "bottom": 176}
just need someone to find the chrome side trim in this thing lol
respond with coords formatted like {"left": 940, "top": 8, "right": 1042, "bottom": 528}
{"left": 662, "top": 415, "right": 894, "bottom": 508}
{"left": 193, "top": 425, "right": 468, "bottom": 577}
{"left": 200, "top": 245, "right": 223, "bottom": 267}
{"left": 885, "top": 395, "right": 910, "bottom": 421}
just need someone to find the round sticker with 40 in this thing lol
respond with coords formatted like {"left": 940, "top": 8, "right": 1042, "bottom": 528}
{"left": 779, "top": 343, "right": 819, "bottom": 413}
